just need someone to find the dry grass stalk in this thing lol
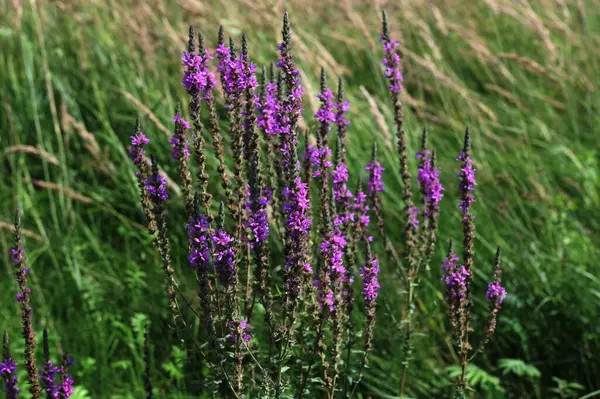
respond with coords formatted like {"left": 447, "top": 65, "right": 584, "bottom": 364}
{"left": 4, "top": 145, "right": 60, "bottom": 166}
{"left": 120, "top": 89, "right": 172, "bottom": 137}
{"left": 0, "top": 222, "right": 44, "bottom": 243}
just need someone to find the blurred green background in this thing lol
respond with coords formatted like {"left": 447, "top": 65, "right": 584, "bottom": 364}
{"left": 1, "top": 0, "right": 599, "bottom": 397}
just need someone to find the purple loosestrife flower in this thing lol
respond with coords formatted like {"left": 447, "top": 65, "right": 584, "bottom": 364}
{"left": 58, "top": 370, "right": 74, "bottom": 399}
{"left": 216, "top": 43, "right": 257, "bottom": 98}
{"left": 486, "top": 282, "right": 507, "bottom": 304}
{"left": 408, "top": 206, "right": 420, "bottom": 229}
{"left": 310, "top": 146, "right": 333, "bottom": 178}
{"left": 39, "top": 360, "right": 60, "bottom": 398}
{"left": 334, "top": 99, "right": 350, "bottom": 130}
{"left": 417, "top": 149, "right": 444, "bottom": 216}
{"left": 129, "top": 131, "right": 149, "bottom": 167}
{"left": 257, "top": 81, "right": 281, "bottom": 135}
{"left": 187, "top": 215, "right": 211, "bottom": 268}
{"left": 1, "top": 358, "right": 19, "bottom": 398}
{"left": 39, "top": 360, "right": 74, "bottom": 399}
{"left": 353, "top": 190, "right": 371, "bottom": 236}
{"left": 319, "top": 229, "right": 347, "bottom": 312}
{"left": 227, "top": 320, "right": 252, "bottom": 343}
{"left": 456, "top": 152, "right": 477, "bottom": 216}
{"left": 170, "top": 113, "right": 191, "bottom": 159}
{"left": 282, "top": 177, "right": 312, "bottom": 292}
{"left": 12, "top": 210, "right": 41, "bottom": 398}
{"left": 181, "top": 49, "right": 216, "bottom": 100}
{"left": 381, "top": 38, "right": 404, "bottom": 93}
{"left": 331, "top": 162, "right": 354, "bottom": 228}
{"left": 282, "top": 177, "right": 312, "bottom": 239}
{"left": 245, "top": 187, "right": 271, "bottom": 244}
{"left": 441, "top": 252, "right": 470, "bottom": 299}
{"left": 144, "top": 172, "right": 168, "bottom": 204}
{"left": 481, "top": 247, "right": 507, "bottom": 350}
{"left": 211, "top": 228, "right": 237, "bottom": 287}
{"left": 276, "top": 45, "right": 303, "bottom": 130}
{"left": 361, "top": 258, "right": 381, "bottom": 308}
{"left": 365, "top": 160, "right": 385, "bottom": 196}
{"left": 315, "top": 87, "right": 336, "bottom": 127}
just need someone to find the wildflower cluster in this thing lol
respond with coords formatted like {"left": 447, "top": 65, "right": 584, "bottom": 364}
{"left": 4, "top": 9, "right": 508, "bottom": 399}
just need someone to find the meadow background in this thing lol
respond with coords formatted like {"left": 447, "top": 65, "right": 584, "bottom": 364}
{"left": 1, "top": 0, "right": 599, "bottom": 397}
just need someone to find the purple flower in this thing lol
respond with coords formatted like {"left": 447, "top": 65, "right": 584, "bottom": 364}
{"left": 408, "top": 206, "right": 420, "bottom": 229}
{"left": 15, "top": 287, "right": 31, "bottom": 302}
{"left": 227, "top": 320, "right": 251, "bottom": 342}
{"left": 486, "top": 282, "right": 507, "bottom": 304}
{"left": 40, "top": 360, "right": 74, "bottom": 399}
{"left": 187, "top": 215, "right": 211, "bottom": 268}
{"left": 282, "top": 177, "right": 312, "bottom": 239}
{"left": 334, "top": 100, "right": 350, "bottom": 129}
{"left": 309, "top": 146, "right": 333, "bottom": 178}
{"left": 257, "top": 82, "right": 281, "bottom": 135}
{"left": 216, "top": 44, "right": 257, "bottom": 96}
{"left": 365, "top": 160, "right": 385, "bottom": 196}
{"left": 441, "top": 253, "right": 470, "bottom": 299}
{"left": 276, "top": 43, "right": 303, "bottom": 128}
{"left": 417, "top": 150, "right": 444, "bottom": 216}
{"left": 40, "top": 360, "right": 60, "bottom": 398}
{"left": 1, "top": 358, "right": 20, "bottom": 396}
{"left": 172, "top": 113, "right": 191, "bottom": 130}
{"left": 331, "top": 162, "right": 354, "bottom": 227}
{"left": 456, "top": 151, "right": 476, "bottom": 215}
{"left": 9, "top": 248, "right": 24, "bottom": 264}
{"left": 361, "top": 258, "right": 380, "bottom": 307}
{"left": 169, "top": 113, "right": 191, "bottom": 159}
{"left": 381, "top": 39, "right": 404, "bottom": 93}
{"left": 129, "top": 131, "right": 149, "bottom": 167}
{"left": 245, "top": 187, "right": 271, "bottom": 244}
{"left": 211, "top": 228, "right": 236, "bottom": 286}
{"left": 181, "top": 49, "right": 216, "bottom": 100}
{"left": 315, "top": 88, "right": 336, "bottom": 126}
{"left": 353, "top": 190, "right": 371, "bottom": 231}
{"left": 319, "top": 229, "right": 347, "bottom": 312}
{"left": 144, "top": 172, "right": 168, "bottom": 204}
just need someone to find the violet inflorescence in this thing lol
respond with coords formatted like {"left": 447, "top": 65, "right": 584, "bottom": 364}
{"left": 365, "top": 158, "right": 385, "bottom": 197}
{"left": 3, "top": 9, "right": 502, "bottom": 399}
{"left": 417, "top": 148, "right": 444, "bottom": 217}
{"left": 1, "top": 354, "right": 19, "bottom": 398}
{"left": 181, "top": 47, "right": 216, "bottom": 100}
{"left": 39, "top": 360, "right": 75, "bottom": 399}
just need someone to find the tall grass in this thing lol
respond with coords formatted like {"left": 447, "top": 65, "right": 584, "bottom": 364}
{"left": 1, "top": 0, "right": 599, "bottom": 397}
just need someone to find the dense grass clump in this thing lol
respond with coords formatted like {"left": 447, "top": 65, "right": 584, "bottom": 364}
{"left": 1, "top": 1, "right": 599, "bottom": 398}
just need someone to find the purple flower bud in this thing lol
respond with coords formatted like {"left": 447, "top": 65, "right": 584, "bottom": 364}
{"left": 315, "top": 88, "right": 336, "bottom": 126}
{"left": 187, "top": 215, "right": 211, "bottom": 268}
{"left": 408, "top": 206, "right": 420, "bottom": 229}
{"left": 365, "top": 160, "right": 385, "bottom": 196}
{"left": 485, "top": 282, "right": 507, "bottom": 304}
{"left": 227, "top": 320, "right": 252, "bottom": 342}
{"left": 456, "top": 151, "right": 477, "bottom": 215}
{"left": 182, "top": 49, "right": 217, "bottom": 100}
{"left": 170, "top": 113, "right": 191, "bottom": 159}
{"left": 441, "top": 253, "right": 470, "bottom": 299}
{"left": 245, "top": 188, "right": 271, "bottom": 244}
{"left": 417, "top": 150, "right": 444, "bottom": 216}
{"left": 129, "top": 131, "right": 150, "bottom": 167}
{"left": 381, "top": 39, "right": 404, "bottom": 93}
{"left": 257, "top": 82, "right": 281, "bottom": 135}
{"left": 334, "top": 100, "right": 350, "bottom": 129}
{"left": 361, "top": 258, "right": 380, "bottom": 307}
{"left": 0, "top": 358, "right": 20, "bottom": 396}
{"left": 211, "top": 228, "right": 237, "bottom": 286}
{"left": 144, "top": 173, "right": 168, "bottom": 204}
